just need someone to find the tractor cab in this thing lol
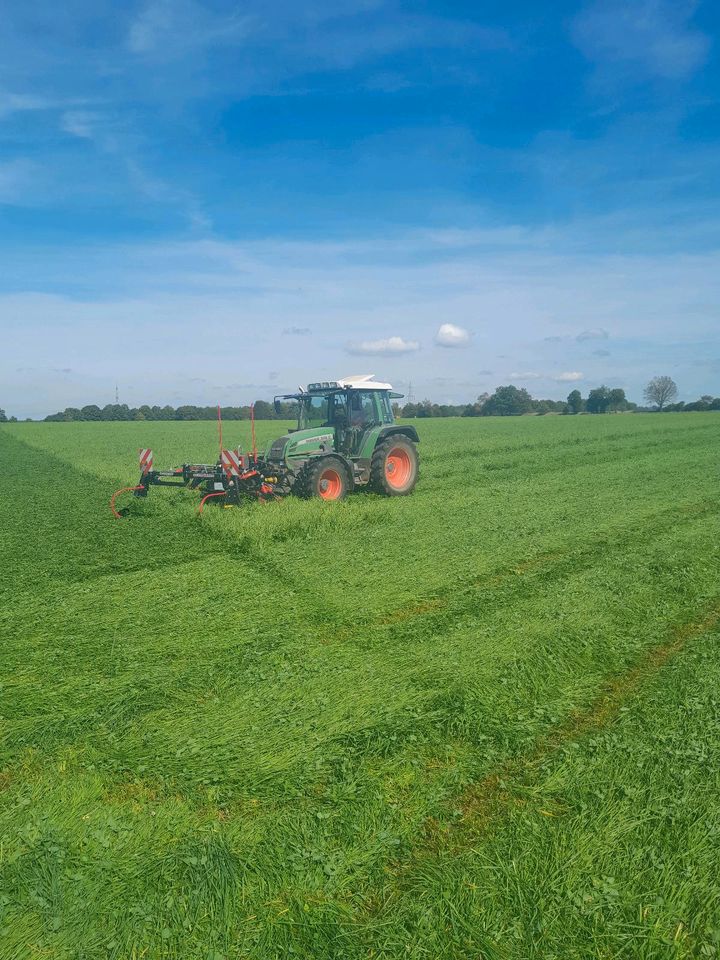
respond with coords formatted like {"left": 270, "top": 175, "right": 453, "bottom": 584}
{"left": 265, "top": 374, "right": 419, "bottom": 496}
{"left": 274, "top": 375, "right": 403, "bottom": 457}
{"left": 293, "top": 377, "right": 398, "bottom": 455}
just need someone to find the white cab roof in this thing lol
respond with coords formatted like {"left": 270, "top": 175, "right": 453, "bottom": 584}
{"left": 337, "top": 374, "right": 394, "bottom": 391}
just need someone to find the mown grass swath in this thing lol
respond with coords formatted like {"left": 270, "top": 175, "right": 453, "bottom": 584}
{"left": 1, "top": 412, "right": 718, "bottom": 959}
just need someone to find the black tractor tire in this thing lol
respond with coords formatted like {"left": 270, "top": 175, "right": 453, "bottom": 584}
{"left": 294, "top": 457, "right": 351, "bottom": 501}
{"left": 369, "top": 437, "right": 419, "bottom": 496}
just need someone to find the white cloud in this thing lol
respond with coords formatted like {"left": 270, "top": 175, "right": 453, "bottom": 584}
{"left": 554, "top": 371, "right": 584, "bottom": 382}
{"left": 509, "top": 371, "right": 543, "bottom": 381}
{"left": 576, "top": 328, "right": 609, "bottom": 341}
{"left": 572, "top": 0, "right": 710, "bottom": 80}
{"left": 435, "top": 322, "right": 472, "bottom": 348}
{"left": 346, "top": 336, "right": 421, "bottom": 356}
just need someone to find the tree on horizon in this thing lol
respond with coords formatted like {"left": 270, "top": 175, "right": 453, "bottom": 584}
{"left": 644, "top": 376, "right": 678, "bottom": 411}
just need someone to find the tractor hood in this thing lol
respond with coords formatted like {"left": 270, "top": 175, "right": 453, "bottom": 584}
{"left": 266, "top": 427, "right": 335, "bottom": 464}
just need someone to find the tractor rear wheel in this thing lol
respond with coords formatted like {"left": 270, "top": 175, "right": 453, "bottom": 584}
{"left": 369, "top": 437, "right": 419, "bottom": 496}
{"left": 295, "top": 457, "right": 350, "bottom": 501}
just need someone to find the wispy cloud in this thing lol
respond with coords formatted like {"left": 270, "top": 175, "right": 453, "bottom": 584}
{"left": 346, "top": 336, "right": 421, "bottom": 356}
{"left": 282, "top": 326, "right": 312, "bottom": 336}
{"left": 0, "top": 91, "right": 97, "bottom": 122}
{"left": 0, "top": 92, "right": 55, "bottom": 119}
{"left": 125, "top": 159, "right": 211, "bottom": 230}
{"left": 128, "top": 0, "right": 254, "bottom": 58}
{"left": 577, "top": 328, "right": 609, "bottom": 342}
{"left": 572, "top": 0, "right": 710, "bottom": 81}
{"left": 509, "top": 370, "right": 584, "bottom": 383}
{"left": 60, "top": 111, "right": 98, "bottom": 140}
{"left": 0, "top": 159, "right": 36, "bottom": 204}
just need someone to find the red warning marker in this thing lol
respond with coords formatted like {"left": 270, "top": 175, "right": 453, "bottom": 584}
{"left": 139, "top": 448, "right": 154, "bottom": 475}
{"left": 220, "top": 448, "right": 241, "bottom": 480}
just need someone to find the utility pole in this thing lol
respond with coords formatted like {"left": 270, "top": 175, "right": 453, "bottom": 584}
{"left": 115, "top": 384, "right": 119, "bottom": 404}
{"left": 407, "top": 380, "right": 415, "bottom": 404}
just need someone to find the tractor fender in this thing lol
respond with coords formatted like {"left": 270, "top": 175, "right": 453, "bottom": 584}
{"left": 377, "top": 425, "right": 420, "bottom": 444}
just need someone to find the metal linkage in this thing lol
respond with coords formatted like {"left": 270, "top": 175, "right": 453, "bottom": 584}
{"left": 110, "top": 447, "right": 290, "bottom": 518}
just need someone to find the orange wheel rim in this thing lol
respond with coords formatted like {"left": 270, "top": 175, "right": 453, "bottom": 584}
{"left": 385, "top": 447, "right": 412, "bottom": 489}
{"left": 318, "top": 468, "right": 343, "bottom": 500}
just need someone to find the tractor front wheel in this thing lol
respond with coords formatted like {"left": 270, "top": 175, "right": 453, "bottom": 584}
{"left": 295, "top": 457, "right": 350, "bottom": 501}
{"left": 370, "top": 437, "right": 419, "bottom": 496}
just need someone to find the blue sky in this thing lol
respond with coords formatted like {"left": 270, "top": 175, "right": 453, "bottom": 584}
{"left": 1, "top": 0, "right": 719, "bottom": 417}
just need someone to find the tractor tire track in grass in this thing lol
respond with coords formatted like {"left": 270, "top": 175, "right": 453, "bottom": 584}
{"left": 109, "top": 511, "right": 718, "bottom": 813}
{"left": 420, "top": 421, "right": 719, "bottom": 483}
{"left": 359, "top": 598, "right": 720, "bottom": 932}
{"left": 456, "top": 600, "right": 720, "bottom": 832}
{"left": 334, "top": 496, "right": 719, "bottom": 642}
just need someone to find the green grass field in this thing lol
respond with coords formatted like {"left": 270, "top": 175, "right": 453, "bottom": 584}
{"left": 1, "top": 413, "right": 719, "bottom": 960}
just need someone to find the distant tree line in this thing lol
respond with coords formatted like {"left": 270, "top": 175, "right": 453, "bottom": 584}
{"left": 401, "top": 386, "right": 569, "bottom": 418}
{"left": 652, "top": 396, "right": 720, "bottom": 412}
{"left": 401, "top": 385, "right": 621, "bottom": 418}
{"left": 7, "top": 376, "right": 718, "bottom": 423}
{"left": 42, "top": 401, "right": 296, "bottom": 422}
{"left": 402, "top": 379, "right": 719, "bottom": 418}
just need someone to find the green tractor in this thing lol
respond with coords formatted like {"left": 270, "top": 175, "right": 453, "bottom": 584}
{"left": 111, "top": 375, "right": 419, "bottom": 516}
{"left": 269, "top": 374, "right": 419, "bottom": 500}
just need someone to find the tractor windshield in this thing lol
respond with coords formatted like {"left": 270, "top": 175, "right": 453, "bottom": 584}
{"left": 297, "top": 389, "right": 393, "bottom": 430}
{"left": 299, "top": 394, "right": 330, "bottom": 429}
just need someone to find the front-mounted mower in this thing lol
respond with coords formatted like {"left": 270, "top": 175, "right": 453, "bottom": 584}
{"left": 110, "top": 375, "right": 419, "bottom": 516}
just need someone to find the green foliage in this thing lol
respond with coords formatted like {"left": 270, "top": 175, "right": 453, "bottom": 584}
{"left": 608, "top": 387, "right": 627, "bottom": 411}
{"left": 532, "top": 397, "right": 567, "bottom": 415}
{"left": 1, "top": 414, "right": 719, "bottom": 958}
{"left": 567, "top": 389, "right": 584, "bottom": 414}
{"left": 44, "top": 402, "right": 286, "bottom": 422}
{"left": 586, "top": 385, "right": 610, "bottom": 414}
{"left": 482, "top": 384, "right": 534, "bottom": 416}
